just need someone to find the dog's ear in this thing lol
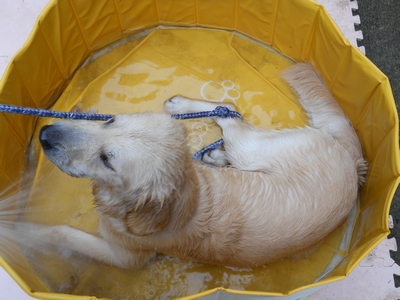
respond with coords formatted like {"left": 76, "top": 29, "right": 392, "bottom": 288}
{"left": 123, "top": 196, "right": 170, "bottom": 236}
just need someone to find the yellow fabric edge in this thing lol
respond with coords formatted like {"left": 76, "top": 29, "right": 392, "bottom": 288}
{"left": 0, "top": 0, "right": 398, "bottom": 298}
{"left": 0, "top": 257, "right": 36, "bottom": 296}
{"left": 0, "top": 1, "right": 54, "bottom": 101}
{"left": 0, "top": 2, "right": 57, "bottom": 297}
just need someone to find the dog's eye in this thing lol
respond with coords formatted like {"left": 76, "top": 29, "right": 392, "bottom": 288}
{"left": 100, "top": 152, "right": 114, "bottom": 171}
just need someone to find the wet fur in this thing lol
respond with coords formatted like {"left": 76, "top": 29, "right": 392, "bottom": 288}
{"left": 25, "top": 63, "right": 367, "bottom": 269}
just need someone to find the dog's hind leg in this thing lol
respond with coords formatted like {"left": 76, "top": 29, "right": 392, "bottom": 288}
{"left": 281, "top": 63, "right": 368, "bottom": 186}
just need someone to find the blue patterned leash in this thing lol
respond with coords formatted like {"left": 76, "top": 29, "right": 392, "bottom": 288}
{"left": 171, "top": 106, "right": 242, "bottom": 120}
{"left": 191, "top": 139, "right": 225, "bottom": 160}
{"left": 0, "top": 103, "right": 242, "bottom": 160}
{"left": 0, "top": 104, "right": 113, "bottom": 121}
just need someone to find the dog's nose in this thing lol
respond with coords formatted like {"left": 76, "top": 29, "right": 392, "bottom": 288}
{"left": 39, "top": 125, "right": 53, "bottom": 150}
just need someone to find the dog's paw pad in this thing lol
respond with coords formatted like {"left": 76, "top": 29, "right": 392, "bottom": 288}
{"left": 202, "top": 149, "right": 230, "bottom": 167}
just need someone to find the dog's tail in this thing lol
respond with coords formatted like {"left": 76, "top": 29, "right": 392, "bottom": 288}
{"left": 281, "top": 63, "right": 368, "bottom": 187}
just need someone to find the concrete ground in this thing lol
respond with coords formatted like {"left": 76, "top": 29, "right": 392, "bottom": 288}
{"left": 356, "top": 0, "right": 400, "bottom": 287}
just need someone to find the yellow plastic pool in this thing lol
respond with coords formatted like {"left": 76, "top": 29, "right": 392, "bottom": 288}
{"left": 0, "top": 0, "right": 398, "bottom": 299}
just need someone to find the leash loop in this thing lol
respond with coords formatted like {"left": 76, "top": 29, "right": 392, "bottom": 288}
{"left": 170, "top": 106, "right": 242, "bottom": 160}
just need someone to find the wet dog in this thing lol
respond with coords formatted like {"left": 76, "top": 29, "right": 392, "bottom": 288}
{"left": 30, "top": 63, "right": 367, "bottom": 269}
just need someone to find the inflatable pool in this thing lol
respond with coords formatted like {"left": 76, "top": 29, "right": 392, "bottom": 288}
{"left": 0, "top": 0, "right": 398, "bottom": 299}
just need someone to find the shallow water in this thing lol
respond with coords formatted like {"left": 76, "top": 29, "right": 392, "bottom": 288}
{"left": 1, "top": 28, "right": 351, "bottom": 299}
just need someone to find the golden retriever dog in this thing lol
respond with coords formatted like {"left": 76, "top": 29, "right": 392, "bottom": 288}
{"left": 29, "top": 63, "right": 367, "bottom": 269}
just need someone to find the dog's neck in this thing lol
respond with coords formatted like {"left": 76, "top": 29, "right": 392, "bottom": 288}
{"left": 167, "top": 160, "right": 200, "bottom": 232}
{"left": 91, "top": 159, "right": 200, "bottom": 236}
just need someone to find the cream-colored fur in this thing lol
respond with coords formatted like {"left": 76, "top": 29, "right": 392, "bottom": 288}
{"left": 27, "top": 63, "right": 367, "bottom": 269}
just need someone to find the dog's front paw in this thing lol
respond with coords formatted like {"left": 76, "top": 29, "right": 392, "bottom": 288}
{"left": 14, "top": 221, "right": 43, "bottom": 235}
{"left": 13, "top": 222, "right": 56, "bottom": 250}
{"left": 164, "top": 96, "right": 194, "bottom": 114}
{"left": 14, "top": 222, "right": 71, "bottom": 244}
{"left": 202, "top": 149, "right": 231, "bottom": 167}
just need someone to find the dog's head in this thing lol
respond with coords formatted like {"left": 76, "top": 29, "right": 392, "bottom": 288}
{"left": 39, "top": 113, "right": 196, "bottom": 235}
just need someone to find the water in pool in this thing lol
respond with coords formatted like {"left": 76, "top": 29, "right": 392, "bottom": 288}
{"left": 4, "top": 28, "right": 350, "bottom": 299}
